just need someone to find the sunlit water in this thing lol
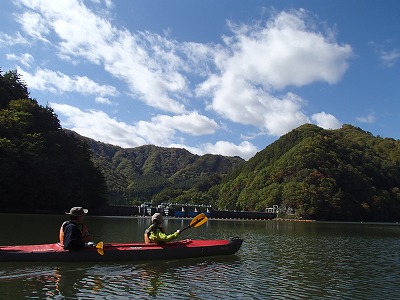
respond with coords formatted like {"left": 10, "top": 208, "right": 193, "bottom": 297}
{"left": 1, "top": 214, "right": 400, "bottom": 299}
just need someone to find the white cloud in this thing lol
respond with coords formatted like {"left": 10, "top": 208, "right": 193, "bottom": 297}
{"left": 50, "top": 103, "right": 219, "bottom": 149}
{"left": 51, "top": 103, "right": 147, "bottom": 147}
{"left": 16, "top": 0, "right": 190, "bottom": 114}
{"left": 198, "top": 74, "right": 311, "bottom": 136}
{"left": 90, "top": 0, "right": 113, "bottom": 9}
{"left": 357, "top": 113, "right": 376, "bottom": 124}
{"left": 16, "top": 11, "right": 50, "bottom": 43}
{"left": 202, "top": 140, "right": 258, "bottom": 160}
{"left": 369, "top": 41, "right": 400, "bottom": 68}
{"left": 0, "top": 32, "right": 30, "bottom": 47}
{"left": 6, "top": 53, "right": 34, "bottom": 67}
{"left": 196, "top": 10, "right": 352, "bottom": 137}
{"left": 18, "top": 67, "right": 119, "bottom": 97}
{"left": 95, "top": 97, "right": 112, "bottom": 105}
{"left": 170, "top": 140, "right": 257, "bottom": 161}
{"left": 311, "top": 112, "right": 341, "bottom": 129}
{"left": 135, "top": 112, "right": 219, "bottom": 145}
{"left": 380, "top": 49, "right": 400, "bottom": 68}
{"left": 146, "top": 112, "right": 219, "bottom": 136}
{"left": 52, "top": 102, "right": 252, "bottom": 158}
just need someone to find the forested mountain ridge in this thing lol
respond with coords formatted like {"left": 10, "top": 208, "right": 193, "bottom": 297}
{"left": 212, "top": 124, "right": 400, "bottom": 221}
{"left": 68, "top": 130, "right": 244, "bottom": 205}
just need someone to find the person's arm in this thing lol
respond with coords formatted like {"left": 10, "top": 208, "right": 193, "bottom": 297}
{"left": 144, "top": 232, "right": 151, "bottom": 244}
{"left": 63, "top": 224, "right": 85, "bottom": 250}
{"left": 59, "top": 221, "right": 68, "bottom": 245}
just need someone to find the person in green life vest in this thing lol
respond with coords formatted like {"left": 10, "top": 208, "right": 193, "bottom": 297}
{"left": 144, "top": 213, "right": 181, "bottom": 244}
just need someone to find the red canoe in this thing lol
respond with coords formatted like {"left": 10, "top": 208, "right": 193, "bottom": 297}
{"left": 0, "top": 238, "right": 243, "bottom": 262}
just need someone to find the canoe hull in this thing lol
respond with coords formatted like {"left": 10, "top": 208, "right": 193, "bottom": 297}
{"left": 0, "top": 238, "right": 243, "bottom": 262}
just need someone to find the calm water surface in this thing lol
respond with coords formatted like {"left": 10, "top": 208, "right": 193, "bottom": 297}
{"left": 0, "top": 214, "right": 400, "bottom": 299}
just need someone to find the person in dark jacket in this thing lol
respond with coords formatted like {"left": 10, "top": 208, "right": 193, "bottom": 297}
{"left": 59, "top": 207, "right": 94, "bottom": 250}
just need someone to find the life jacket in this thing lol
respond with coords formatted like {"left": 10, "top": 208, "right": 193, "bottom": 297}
{"left": 144, "top": 224, "right": 165, "bottom": 244}
{"left": 59, "top": 221, "right": 91, "bottom": 245}
{"left": 146, "top": 224, "right": 165, "bottom": 235}
{"left": 146, "top": 225, "right": 178, "bottom": 244}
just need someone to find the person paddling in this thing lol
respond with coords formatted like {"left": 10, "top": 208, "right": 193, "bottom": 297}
{"left": 144, "top": 213, "right": 181, "bottom": 244}
{"left": 59, "top": 207, "right": 95, "bottom": 250}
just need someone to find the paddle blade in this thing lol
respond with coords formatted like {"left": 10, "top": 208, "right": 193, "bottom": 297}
{"left": 190, "top": 213, "right": 208, "bottom": 228}
{"left": 96, "top": 241, "right": 104, "bottom": 256}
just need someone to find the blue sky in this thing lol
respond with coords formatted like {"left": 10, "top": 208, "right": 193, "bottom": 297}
{"left": 1, "top": 0, "right": 399, "bottom": 160}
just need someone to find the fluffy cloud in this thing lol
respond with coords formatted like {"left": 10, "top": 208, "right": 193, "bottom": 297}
{"left": 16, "top": 0, "right": 189, "bottom": 113}
{"left": 50, "top": 103, "right": 219, "bottom": 147}
{"left": 197, "top": 10, "right": 351, "bottom": 136}
{"left": 49, "top": 103, "right": 141, "bottom": 147}
{"left": 95, "top": 97, "right": 112, "bottom": 105}
{"left": 311, "top": 112, "right": 341, "bottom": 129}
{"left": 18, "top": 67, "right": 119, "bottom": 97}
{"left": 16, "top": 11, "right": 50, "bottom": 43}
{"left": 50, "top": 102, "right": 257, "bottom": 158}
{"left": 168, "top": 140, "right": 258, "bottom": 161}
{"left": 201, "top": 141, "right": 258, "bottom": 160}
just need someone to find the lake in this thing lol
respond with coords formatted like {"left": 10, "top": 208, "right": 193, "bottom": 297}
{"left": 0, "top": 214, "right": 399, "bottom": 299}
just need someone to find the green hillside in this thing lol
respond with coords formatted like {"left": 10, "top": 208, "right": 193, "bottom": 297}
{"left": 72, "top": 132, "right": 244, "bottom": 206}
{"left": 212, "top": 124, "right": 400, "bottom": 221}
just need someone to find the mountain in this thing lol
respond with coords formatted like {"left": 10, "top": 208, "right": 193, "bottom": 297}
{"left": 212, "top": 124, "right": 400, "bottom": 221}
{"left": 68, "top": 130, "right": 244, "bottom": 206}
{"left": 70, "top": 123, "right": 400, "bottom": 222}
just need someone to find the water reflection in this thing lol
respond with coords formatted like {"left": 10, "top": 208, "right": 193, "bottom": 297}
{"left": 138, "top": 266, "right": 165, "bottom": 297}
{"left": 0, "top": 256, "right": 242, "bottom": 299}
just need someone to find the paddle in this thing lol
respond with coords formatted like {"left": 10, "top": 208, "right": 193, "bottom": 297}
{"left": 96, "top": 241, "right": 104, "bottom": 255}
{"left": 180, "top": 213, "right": 208, "bottom": 233}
